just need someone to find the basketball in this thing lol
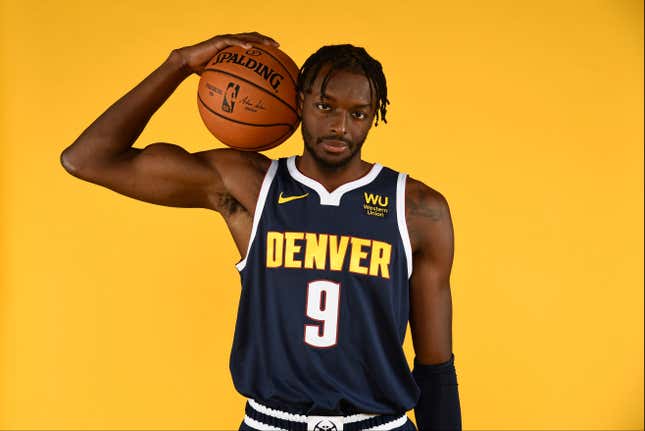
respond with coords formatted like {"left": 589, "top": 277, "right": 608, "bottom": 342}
{"left": 197, "top": 44, "right": 300, "bottom": 151}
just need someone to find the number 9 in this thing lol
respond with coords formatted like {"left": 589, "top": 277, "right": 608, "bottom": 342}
{"left": 304, "top": 280, "right": 341, "bottom": 348}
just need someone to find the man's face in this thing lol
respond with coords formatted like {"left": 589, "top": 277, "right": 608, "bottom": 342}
{"left": 299, "top": 64, "right": 376, "bottom": 169}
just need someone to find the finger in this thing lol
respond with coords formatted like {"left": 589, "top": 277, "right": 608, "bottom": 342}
{"left": 249, "top": 32, "right": 280, "bottom": 46}
{"left": 217, "top": 37, "right": 253, "bottom": 50}
{"left": 236, "top": 33, "right": 280, "bottom": 47}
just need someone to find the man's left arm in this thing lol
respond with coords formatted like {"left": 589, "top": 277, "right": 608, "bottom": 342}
{"left": 406, "top": 179, "right": 462, "bottom": 430}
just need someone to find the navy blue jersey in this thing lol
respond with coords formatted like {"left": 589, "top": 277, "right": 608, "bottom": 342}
{"left": 230, "top": 155, "right": 419, "bottom": 416}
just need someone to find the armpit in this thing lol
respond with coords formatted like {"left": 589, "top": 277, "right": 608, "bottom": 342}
{"left": 214, "top": 191, "right": 246, "bottom": 217}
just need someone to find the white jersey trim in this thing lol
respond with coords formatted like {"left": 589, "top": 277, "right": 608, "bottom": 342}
{"left": 235, "top": 159, "right": 279, "bottom": 272}
{"left": 396, "top": 173, "right": 413, "bottom": 279}
{"left": 286, "top": 155, "right": 383, "bottom": 206}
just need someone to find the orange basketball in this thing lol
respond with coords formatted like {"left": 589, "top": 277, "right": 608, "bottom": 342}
{"left": 197, "top": 44, "right": 300, "bottom": 151}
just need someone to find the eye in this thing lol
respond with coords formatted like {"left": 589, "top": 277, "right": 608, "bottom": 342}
{"left": 352, "top": 111, "right": 367, "bottom": 120}
{"left": 315, "top": 102, "right": 331, "bottom": 111}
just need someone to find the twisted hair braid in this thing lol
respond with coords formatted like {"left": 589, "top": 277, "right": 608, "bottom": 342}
{"left": 297, "top": 44, "right": 389, "bottom": 126}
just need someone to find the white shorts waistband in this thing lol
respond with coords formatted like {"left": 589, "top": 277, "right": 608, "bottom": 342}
{"left": 244, "top": 399, "right": 408, "bottom": 431}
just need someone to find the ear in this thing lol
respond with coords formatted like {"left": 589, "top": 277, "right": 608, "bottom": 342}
{"left": 297, "top": 91, "right": 304, "bottom": 118}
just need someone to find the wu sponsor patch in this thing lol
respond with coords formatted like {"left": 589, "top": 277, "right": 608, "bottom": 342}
{"left": 363, "top": 192, "right": 390, "bottom": 218}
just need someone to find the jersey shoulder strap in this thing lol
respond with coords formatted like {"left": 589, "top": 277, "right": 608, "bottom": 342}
{"left": 235, "top": 158, "right": 279, "bottom": 271}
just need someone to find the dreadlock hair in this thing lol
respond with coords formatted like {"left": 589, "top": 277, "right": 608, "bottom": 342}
{"left": 297, "top": 44, "right": 389, "bottom": 127}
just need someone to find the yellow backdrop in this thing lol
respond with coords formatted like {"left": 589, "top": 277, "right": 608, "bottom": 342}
{"left": 1, "top": 0, "right": 643, "bottom": 429}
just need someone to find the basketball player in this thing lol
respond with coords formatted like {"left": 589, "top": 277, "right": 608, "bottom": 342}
{"left": 61, "top": 32, "right": 462, "bottom": 431}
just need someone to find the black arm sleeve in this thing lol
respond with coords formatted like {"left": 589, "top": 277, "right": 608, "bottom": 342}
{"left": 411, "top": 353, "right": 462, "bottom": 431}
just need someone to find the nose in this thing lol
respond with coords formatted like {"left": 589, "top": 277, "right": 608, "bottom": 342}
{"left": 330, "top": 111, "right": 348, "bottom": 135}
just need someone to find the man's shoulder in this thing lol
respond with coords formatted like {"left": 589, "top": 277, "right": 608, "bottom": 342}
{"left": 404, "top": 175, "right": 451, "bottom": 227}
{"left": 405, "top": 176, "right": 447, "bottom": 205}
{"left": 401, "top": 175, "right": 453, "bottom": 254}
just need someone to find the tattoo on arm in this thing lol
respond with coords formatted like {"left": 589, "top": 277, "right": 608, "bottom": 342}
{"left": 407, "top": 190, "right": 443, "bottom": 221}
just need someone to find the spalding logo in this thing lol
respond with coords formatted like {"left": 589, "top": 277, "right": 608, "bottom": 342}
{"left": 313, "top": 420, "right": 338, "bottom": 431}
{"left": 213, "top": 51, "right": 285, "bottom": 92}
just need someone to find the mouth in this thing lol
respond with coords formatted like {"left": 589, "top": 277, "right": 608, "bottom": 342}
{"left": 320, "top": 139, "right": 349, "bottom": 154}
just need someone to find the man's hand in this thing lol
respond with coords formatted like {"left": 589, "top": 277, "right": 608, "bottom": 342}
{"left": 173, "top": 32, "right": 280, "bottom": 76}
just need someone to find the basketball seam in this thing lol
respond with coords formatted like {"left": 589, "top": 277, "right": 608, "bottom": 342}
{"left": 198, "top": 93, "right": 297, "bottom": 129}
{"left": 203, "top": 68, "right": 299, "bottom": 119}
{"left": 241, "top": 126, "right": 296, "bottom": 151}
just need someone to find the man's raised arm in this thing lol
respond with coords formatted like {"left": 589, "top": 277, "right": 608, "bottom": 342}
{"left": 60, "top": 32, "right": 278, "bottom": 211}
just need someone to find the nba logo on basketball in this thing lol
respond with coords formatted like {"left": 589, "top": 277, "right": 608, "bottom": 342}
{"left": 222, "top": 82, "right": 240, "bottom": 113}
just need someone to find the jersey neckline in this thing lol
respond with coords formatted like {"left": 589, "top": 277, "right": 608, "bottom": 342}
{"left": 286, "top": 155, "right": 383, "bottom": 206}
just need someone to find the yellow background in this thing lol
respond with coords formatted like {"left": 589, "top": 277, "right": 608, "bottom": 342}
{"left": 1, "top": 0, "right": 643, "bottom": 429}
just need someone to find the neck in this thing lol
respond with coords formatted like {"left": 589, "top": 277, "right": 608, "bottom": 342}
{"left": 296, "top": 150, "right": 372, "bottom": 193}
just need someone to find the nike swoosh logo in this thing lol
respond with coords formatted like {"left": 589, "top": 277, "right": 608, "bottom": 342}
{"left": 278, "top": 192, "right": 309, "bottom": 204}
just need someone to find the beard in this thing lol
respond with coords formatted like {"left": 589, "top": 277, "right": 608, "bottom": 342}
{"left": 301, "top": 120, "right": 366, "bottom": 171}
